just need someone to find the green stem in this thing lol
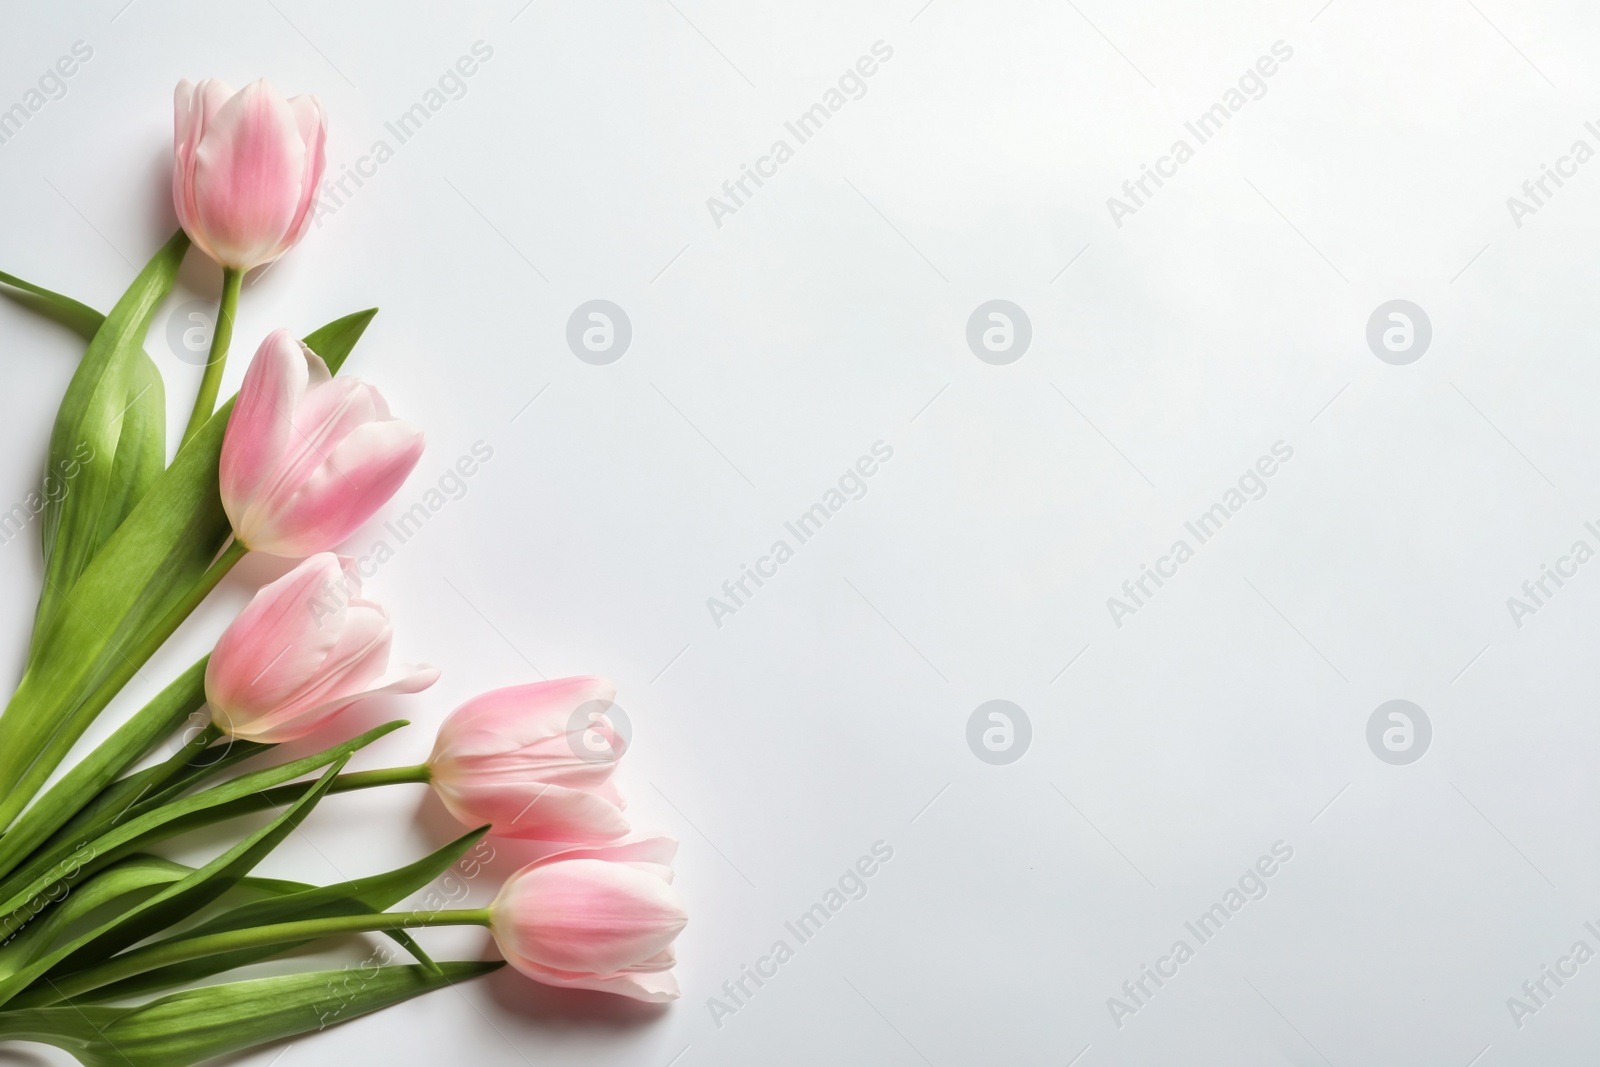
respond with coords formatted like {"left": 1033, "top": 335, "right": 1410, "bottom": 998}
{"left": 180, "top": 266, "right": 242, "bottom": 447}
{"left": 141, "top": 763, "right": 432, "bottom": 842}
{"left": 316, "top": 764, "right": 431, "bottom": 792}
{"left": 0, "top": 540, "right": 248, "bottom": 833}
{"left": 26, "top": 907, "right": 491, "bottom": 1007}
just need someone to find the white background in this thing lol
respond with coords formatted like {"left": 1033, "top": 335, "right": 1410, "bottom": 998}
{"left": 3, "top": 0, "right": 1600, "bottom": 1064}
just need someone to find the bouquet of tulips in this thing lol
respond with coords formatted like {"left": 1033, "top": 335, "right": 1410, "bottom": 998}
{"left": 0, "top": 79, "right": 685, "bottom": 1065}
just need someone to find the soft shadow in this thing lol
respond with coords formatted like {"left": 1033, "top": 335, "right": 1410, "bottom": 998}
{"left": 210, "top": 1033, "right": 294, "bottom": 1067}
{"left": 484, "top": 957, "right": 671, "bottom": 1028}
{"left": 407, "top": 790, "right": 586, "bottom": 879}
{"left": 0, "top": 1046, "right": 55, "bottom": 1067}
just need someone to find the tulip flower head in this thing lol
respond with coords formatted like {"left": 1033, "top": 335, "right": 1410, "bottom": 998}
{"left": 206, "top": 553, "right": 438, "bottom": 743}
{"left": 173, "top": 78, "right": 326, "bottom": 271}
{"left": 220, "top": 329, "right": 424, "bottom": 559}
{"left": 427, "top": 678, "right": 631, "bottom": 844}
{"left": 490, "top": 835, "right": 686, "bottom": 1002}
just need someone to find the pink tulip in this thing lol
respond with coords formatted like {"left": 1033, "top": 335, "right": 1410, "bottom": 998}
{"left": 427, "top": 678, "right": 630, "bottom": 844}
{"left": 173, "top": 78, "right": 326, "bottom": 271}
{"left": 490, "top": 835, "right": 686, "bottom": 1002}
{"left": 206, "top": 553, "right": 438, "bottom": 743}
{"left": 221, "top": 329, "right": 424, "bottom": 558}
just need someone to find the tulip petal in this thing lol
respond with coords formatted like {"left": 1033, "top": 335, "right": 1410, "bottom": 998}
{"left": 239, "top": 661, "right": 440, "bottom": 744}
{"left": 220, "top": 330, "right": 316, "bottom": 536}
{"left": 535, "top": 834, "right": 679, "bottom": 869}
{"left": 276, "top": 94, "right": 326, "bottom": 256}
{"left": 491, "top": 858, "right": 687, "bottom": 976}
{"left": 205, "top": 554, "right": 347, "bottom": 717}
{"left": 258, "top": 417, "right": 424, "bottom": 556}
{"left": 206, "top": 554, "right": 435, "bottom": 743}
{"left": 190, "top": 80, "right": 309, "bottom": 269}
{"left": 437, "top": 780, "right": 630, "bottom": 843}
{"left": 509, "top": 960, "right": 681, "bottom": 1003}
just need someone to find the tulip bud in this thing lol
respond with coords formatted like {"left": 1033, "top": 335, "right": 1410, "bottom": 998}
{"left": 426, "top": 678, "right": 630, "bottom": 844}
{"left": 206, "top": 553, "right": 438, "bottom": 742}
{"left": 489, "top": 835, "right": 685, "bottom": 1002}
{"left": 172, "top": 78, "right": 326, "bottom": 271}
{"left": 220, "top": 329, "right": 424, "bottom": 558}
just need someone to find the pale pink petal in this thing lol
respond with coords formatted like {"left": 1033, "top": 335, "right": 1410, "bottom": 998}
{"left": 274, "top": 94, "right": 327, "bottom": 257}
{"left": 491, "top": 858, "right": 687, "bottom": 976}
{"left": 535, "top": 834, "right": 679, "bottom": 869}
{"left": 436, "top": 780, "right": 630, "bottom": 843}
{"left": 239, "top": 661, "right": 439, "bottom": 744}
{"left": 189, "top": 80, "right": 308, "bottom": 269}
{"left": 206, "top": 554, "right": 434, "bottom": 743}
{"left": 218, "top": 328, "right": 420, "bottom": 559}
{"left": 437, "top": 678, "right": 618, "bottom": 759}
{"left": 508, "top": 960, "right": 681, "bottom": 1003}
{"left": 220, "top": 330, "right": 310, "bottom": 533}
{"left": 205, "top": 554, "right": 345, "bottom": 717}
{"left": 257, "top": 418, "right": 424, "bottom": 556}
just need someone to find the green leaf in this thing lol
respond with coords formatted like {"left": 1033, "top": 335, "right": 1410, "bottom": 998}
{"left": 303, "top": 307, "right": 377, "bottom": 375}
{"left": 0, "top": 856, "right": 188, "bottom": 980}
{"left": 0, "top": 961, "right": 501, "bottom": 1067}
{"left": 0, "top": 722, "right": 404, "bottom": 930}
{"left": 31, "top": 230, "right": 189, "bottom": 655}
{"left": 0, "top": 759, "right": 346, "bottom": 1008}
{"left": 0, "top": 658, "right": 211, "bottom": 887}
{"left": 0, "top": 854, "right": 308, "bottom": 988}
{"left": 0, "top": 731, "right": 270, "bottom": 919}
{"left": 0, "top": 265, "right": 167, "bottom": 553}
{"left": 94, "top": 349, "right": 166, "bottom": 551}
{"left": 0, "top": 269, "right": 105, "bottom": 340}
{"left": 0, "top": 307, "right": 381, "bottom": 835}
{"left": 49, "top": 829, "right": 487, "bottom": 1003}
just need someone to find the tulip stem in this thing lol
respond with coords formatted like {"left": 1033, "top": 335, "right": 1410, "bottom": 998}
{"left": 181, "top": 266, "right": 243, "bottom": 447}
{"left": 10, "top": 762, "right": 434, "bottom": 856}
{"left": 17, "top": 907, "right": 494, "bottom": 1007}
{"left": 323, "top": 764, "right": 433, "bottom": 791}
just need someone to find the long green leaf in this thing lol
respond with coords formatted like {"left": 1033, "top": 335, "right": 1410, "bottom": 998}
{"left": 31, "top": 230, "right": 189, "bottom": 653}
{"left": 0, "top": 759, "right": 345, "bottom": 1008}
{"left": 95, "top": 349, "right": 166, "bottom": 551}
{"left": 0, "top": 732, "right": 267, "bottom": 919}
{"left": 0, "top": 961, "right": 500, "bottom": 1067}
{"left": 0, "top": 856, "right": 187, "bottom": 980}
{"left": 0, "top": 722, "right": 403, "bottom": 928}
{"left": 0, "top": 269, "right": 104, "bottom": 340}
{"left": 0, "top": 855, "right": 303, "bottom": 982}
{"left": 51, "top": 829, "right": 487, "bottom": 1003}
